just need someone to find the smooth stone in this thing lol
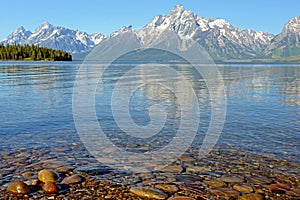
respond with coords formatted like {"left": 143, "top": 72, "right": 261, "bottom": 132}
{"left": 201, "top": 171, "right": 223, "bottom": 177}
{"left": 176, "top": 174, "right": 203, "bottom": 183}
{"left": 155, "top": 184, "right": 179, "bottom": 193}
{"left": 156, "top": 165, "right": 183, "bottom": 173}
{"left": 61, "top": 174, "right": 85, "bottom": 185}
{"left": 274, "top": 182, "right": 291, "bottom": 190}
{"left": 186, "top": 165, "right": 209, "bottom": 173}
{"left": 22, "top": 172, "right": 36, "bottom": 179}
{"left": 167, "top": 197, "right": 195, "bottom": 200}
{"left": 238, "top": 193, "right": 264, "bottom": 200}
{"left": 38, "top": 169, "right": 59, "bottom": 183}
{"left": 114, "top": 176, "right": 142, "bottom": 185}
{"left": 130, "top": 186, "right": 169, "bottom": 199}
{"left": 210, "top": 189, "right": 226, "bottom": 196}
{"left": 267, "top": 183, "right": 287, "bottom": 194}
{"left": 7, "top": 181, "right": 31, "bottom": 194}
{"left": 233, "top": 184, "right": 254, "bottom": 193}
{"left": 222, "top": 189, "right": 240, "bottom": 198}
{"left": 42, "top": 160, "right": 69, "bottom": 169}
{"left": 218, "top": 176, "right": 244, "bottom": 183}
{"left": 178, "top": 154, "right": 195, "bottom": 162}
{"left": 204, "top": 180, "right": 227, "bottom": 188}
{"left": 247, "top": 176, "right": 273, "bottom": 185}
{"left": 42, "top": 182, "right": 59, "bottom": 194}
{"left": 291, "top": 188, "right": 300, "bottom": 195}
{"left": 286, "top": 190, "right": 300, "bottom": 197}
{"left": 55, "top": 166, "right": 75, "bottom": 173}
{"left": 73, "top": 166, "right": 112, "bottom": 175}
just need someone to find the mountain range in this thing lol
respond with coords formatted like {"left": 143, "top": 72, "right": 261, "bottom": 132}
{"left": 2, "top": 5, "right": 300, "bottom": 60}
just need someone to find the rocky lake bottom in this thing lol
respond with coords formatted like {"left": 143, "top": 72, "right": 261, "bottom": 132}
{"left": 0, "top": 140, "right": 299, "bottom": 199}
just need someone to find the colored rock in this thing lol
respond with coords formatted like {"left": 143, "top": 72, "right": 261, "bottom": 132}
{"left": 204, "top": 180, "right": 227, "bottom": 188}
{"left": 233, "top": 184, "right": 254, "bottom": 193}
{"left": 7, "top": 181, "right": 31, "bottom": 194}
{"left": 38, "top": 169, "right": 59, "bottom": 183}
{"left": 247, "top": 176, "right": 273, "bottom": 185}
{"left": 61, "top": 174, "right": 85, "bottom": 185}
{"left": 168, "top": 197, "right": 195, "bottom": 200}
{"left": 176, "top": 174, "right": 203, "bottom": 182}
{"left": 73, "top": 166, "right": 111, "bottom": 175}
{"left": 218, "top": 176, "right": 244, "bottom": 183}
{"left": 238, "top": 193, "right": 264, "bottom": 200}
{"left": 267, "top": 183, "right": 287, "bottom": 194}
{"left": 130, "top": 186, "right": 169, "bottom": 199}
{"left": 155, "top": 184, "right": 179, "bottom": 193}
{"left": 156, "top": 165, "right": 183, "bottom": 173}
{"left": 42, "top": 182, "right": 59, "bottom": 194}
{"left": 22, "top": 172, "right": 36, "bottom": 179}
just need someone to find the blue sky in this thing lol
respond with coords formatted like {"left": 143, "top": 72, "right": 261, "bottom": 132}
{"left": 1, "top": 0, "right": 299, "bottom": 40}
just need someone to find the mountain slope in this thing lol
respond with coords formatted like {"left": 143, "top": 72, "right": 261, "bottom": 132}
{"left": 137, "top": 5, "right": 274, "bottom": 60}
{"left": 266, "top": 16, "right": 300, "bottom": 58}
{"left": 2, "top": 22, "right": 105, "bottom": 54}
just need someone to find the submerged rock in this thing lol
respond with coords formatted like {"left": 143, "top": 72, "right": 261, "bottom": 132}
{"left": 167, "top": 197, "right": 195, "bottom": 200}
{"left": 61, "top": 174, "right": 85, "bottom": 185}
{"left": 247, "top": 176, "right": 273, "bottom": 185}
{"left": 73, "top": 166, "right": 111, "bottom": 175}
{"left": 238, "top": 193, "right": 264, "bottom": 200}
{"left": 7, "top": 181, "right": 31, "bottom": 194}
{"left": 218, "top": 176, "right": 244, "bottom": 183}
{"left": 233, "top": 184, "right": 254, "bottom": 193}
{"left": 42, "top": 182, "right": 59, "bottom": 194}
{"left": 204, "top": 180, "right": 227, "bottom": 188}
{"left": 155, "top": 184, "right": 179, "bottom": 194}
{"left": 130, "top": 186, "right": 169, "bottom": 199}
{"left": 38, "top": 169, "right": 59, "bottom": 183}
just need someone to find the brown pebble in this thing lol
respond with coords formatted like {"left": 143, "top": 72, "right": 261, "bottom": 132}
{"left": 42, "top": 182, "right": 59, "bottom": 194}
{"left": 155, "top": 184, "right": 179, "bottom": 194}
{"left": 7, "top": 181, "right": 31, "bottom": 194}
{"left": 130, "top": 186, "right": 169, "bottom": 199}
{"left": 22, "top": 172, "right": 36, "bottom": 179}
{"left": 38, "top": 169, "right": 59, "bottom": 183}
{"left": 233, "top": 184, "right": 254, "bottom": 193}
{"left": 168, "top": 197, "right": 195, "bottom": 200}
{"left": 61, "top": 174, "right": 85, "bottom": 185}
{"left": 267, "top": 183, "right": 287, "bottom": 193}
{"left": 55, "top": 166, "right": 75, "bottom": 173}
{"left": 238, "top": 193, "right": 264, "bottom": 200}
{"left": 204, "top": 180, "right": 227, "bottom": 188}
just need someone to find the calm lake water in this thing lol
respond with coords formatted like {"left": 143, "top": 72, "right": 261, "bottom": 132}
{"left": 0, "top": 61, "right": 299, "bottom": 164}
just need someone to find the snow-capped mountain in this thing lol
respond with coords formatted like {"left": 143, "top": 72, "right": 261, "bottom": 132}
{"left": 137, "top": 5, "right": 274, "bottom": 59}
{"left": 2, "top": 6, "right": 299, "bottom": 60}
{"left": 266, "top": 16, "right": 300, "bottom": 58}
{"left": 3, "top": 26, "right": 32, "bottom": 45}
{"left": 2, "top": 22, "right": 105, "bottom": 54}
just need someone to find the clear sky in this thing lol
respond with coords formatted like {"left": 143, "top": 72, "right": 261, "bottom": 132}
{"left": 1, "top": 0, "right": 299, "bottom": 40}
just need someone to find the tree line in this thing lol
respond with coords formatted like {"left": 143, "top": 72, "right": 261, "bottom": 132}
{"left": 0, "top": 44, "right": 72, "bottom": 61}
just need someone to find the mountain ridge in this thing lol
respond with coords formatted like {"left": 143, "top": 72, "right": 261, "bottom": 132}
{"left": 2, "top": 6, "right": 299, "bottom": 60}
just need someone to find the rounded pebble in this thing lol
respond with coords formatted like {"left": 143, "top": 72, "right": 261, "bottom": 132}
{"left": 42, "top": 182, "right": 59, "bottom": 194}
{"left": 61, "top": 174, "right": 85, "bottom": 185}
{"left": 7, "top": 181, "right": 31, "bottom": 194}
{"left": 38, "top": 169, "right": 59, "bottom": 183}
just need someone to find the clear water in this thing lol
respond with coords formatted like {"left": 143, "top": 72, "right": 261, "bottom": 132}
{"left": 0, "top": 62, "right": 299, "bottom": 163}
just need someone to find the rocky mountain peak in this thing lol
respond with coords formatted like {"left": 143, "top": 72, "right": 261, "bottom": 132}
{"left": 283, "top": 16, "right": 300, "bottom": 33}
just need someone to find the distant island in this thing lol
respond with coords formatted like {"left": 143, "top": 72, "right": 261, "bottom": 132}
{"left": 0, "top": 44, "right": 72, "bottom": 61}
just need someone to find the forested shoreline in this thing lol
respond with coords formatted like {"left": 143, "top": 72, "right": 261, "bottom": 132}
{"left": 0, "top": 44, "right": 72, "bottom": 61}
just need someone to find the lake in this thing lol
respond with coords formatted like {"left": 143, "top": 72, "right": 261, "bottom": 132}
{"left": 0, "top": 61, "right": 299, "bottom": 198}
